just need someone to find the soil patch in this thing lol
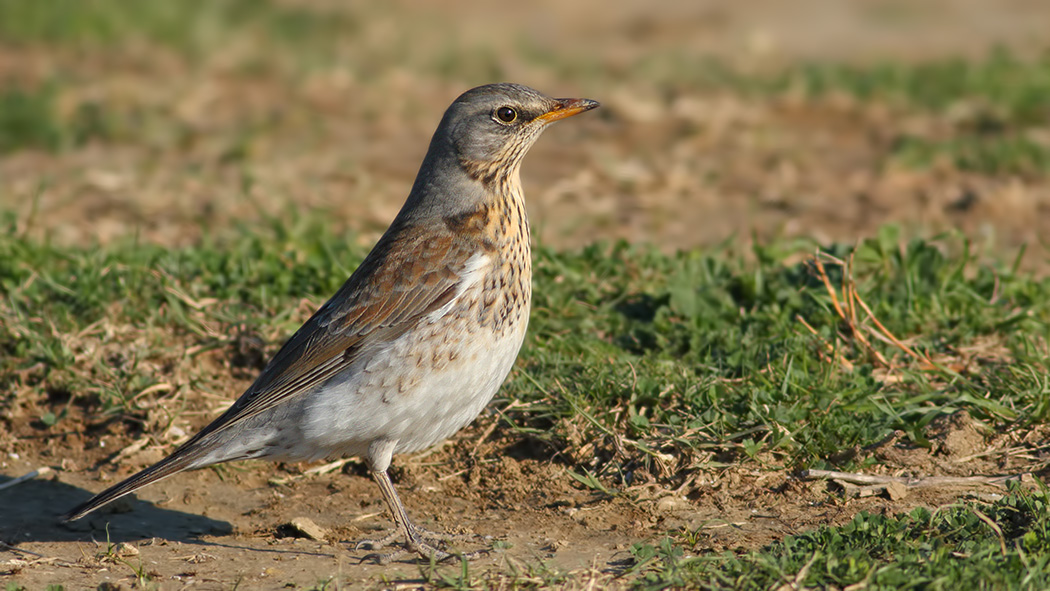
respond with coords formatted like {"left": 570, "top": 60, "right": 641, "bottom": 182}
{"left": 3, "top": 401, "right": 1045, "bottom": 588}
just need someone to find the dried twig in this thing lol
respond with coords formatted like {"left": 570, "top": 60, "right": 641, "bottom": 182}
{"left": 797, "top": 313, "right": 855, "bottom": 371}
{"left": 852, "top": 291, "right": 935, "bottom": 368}
{"left": 969, "top": 507, "right": 1008, "bottom": 556}
{"left": 813, "top": 257, "right": 845, "bottom": 319}
{"left": 0, "top": 467, "right": 52, "bottom": 492}
{"left": 774, "top": 551, "right": 819, "bottom": 591}
{"left": 0, "top": 541, "right": 77, "bottom": 568}
{"left": 802, "top": 469, "right": 1032, "bottom": 489}
{"left": 804, "top": 249, "right": 944, "bottom": 373}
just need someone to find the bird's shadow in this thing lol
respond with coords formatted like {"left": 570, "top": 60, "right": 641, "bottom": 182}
{"left": 0, "top": 474, "right": 232, "bottom": 545}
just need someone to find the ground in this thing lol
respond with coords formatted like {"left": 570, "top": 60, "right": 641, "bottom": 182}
{"left": 5, "top": 407, "right": 1031, "bottom": 589}
{"left": 2, "top": 0, "right": 1050, "bottom": 589}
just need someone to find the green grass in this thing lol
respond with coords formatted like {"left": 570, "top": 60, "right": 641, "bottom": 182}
{"left": 774, "top": 50, "right": 1050, "bottom": 125}
{"left": 891, "top": 134, "right": 1050, "bottom": 175}
{"left": 0, "top": 211, "right": 360, "bottom": 417}
{"left": 627, "top": 483, "right": 1050, "bottom": 590}
{"left": 3, "top": 0, "right": 1048, "bottom": 174}
{"left": 747, "top": 50, "right": 1050, "bottom": 176}
{"left": 423, "top": 487, "right": 1050, "bottom": 589}
{"left": 0, "top": 84, "right": 126, "bottom": 153}
{"left": 6, "top": 0, "right": 1049, "bottom": 123}
{"left": 4, "top": 0, "right": 1049, "bottom": 115}
{"left": 5, "top": 219, "right": 1049, "bottom": 461}
{"left": 0, "top": 86, "right": 65, "bottom": 153}
{"left": 512, "top": 227, "right": 1050, "bottom": 473}
{"left": 560, "top": 47, "right": 1050, "bottom": 176}
{"left": 3, "top": 215, "right": 1050, "bottom": 587}
{"left": 0, "top": 0, "right": 355, "bottom": 62}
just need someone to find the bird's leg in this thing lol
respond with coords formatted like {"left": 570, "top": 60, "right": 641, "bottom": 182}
{"left": 356, "top": 469, "right": 469, "bottom": 564}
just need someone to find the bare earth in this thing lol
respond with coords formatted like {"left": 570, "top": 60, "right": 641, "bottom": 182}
{"left": 2, "top": 0, "right": 1050, "bottom": 588}
{"left": 4, "top": 404, "right": 1034, "bottom": 589}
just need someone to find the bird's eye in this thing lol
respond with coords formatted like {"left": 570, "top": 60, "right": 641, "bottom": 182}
{"left": 495, "top": 106, "right": 517, "bottom": 123}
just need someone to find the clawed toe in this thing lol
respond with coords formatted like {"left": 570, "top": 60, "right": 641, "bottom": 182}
{"left": 354, "top": 528, "right": 401, "bottom": 551}
{"left": 359, "top": 540, "right": 450, "bottom": 565}
{"left": 358, "top": 546, "right": 409, "bottom": 565}
{"left": 358, "top": 469, "right": 495, "bottom": 563}
{"left": 353, "top": 524, "right": 491, "bottom": 564}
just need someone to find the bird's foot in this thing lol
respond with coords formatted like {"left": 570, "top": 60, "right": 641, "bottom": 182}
{"left": 355, "top": 524, "right": 490, "bottom": 564}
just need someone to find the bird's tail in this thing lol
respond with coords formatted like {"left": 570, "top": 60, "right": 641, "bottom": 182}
{"left": 62, "top": 452, "right": 199, "bottom": 521}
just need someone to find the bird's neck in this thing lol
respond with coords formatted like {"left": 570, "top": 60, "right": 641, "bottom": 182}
{"left": 437, "top": 178, "right": 529, "bottom": 253}
{"left": 488, "top": 180, "right": 530, "bottom": 251}
{"left": 403, "top": 148, "right": 531, "bottom": 254}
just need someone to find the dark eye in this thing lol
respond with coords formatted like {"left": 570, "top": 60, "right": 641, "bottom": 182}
{"left": 495, "top": 106, "right": 517, "bottom": 123}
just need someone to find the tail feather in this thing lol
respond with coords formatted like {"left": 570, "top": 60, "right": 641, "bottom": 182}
{"left": 62, "top": 453, "right": 199, "bottom": 521}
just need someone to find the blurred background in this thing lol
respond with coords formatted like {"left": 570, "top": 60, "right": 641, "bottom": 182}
{"left": 1, "top": 0, "right": 1049, "bottom": 257}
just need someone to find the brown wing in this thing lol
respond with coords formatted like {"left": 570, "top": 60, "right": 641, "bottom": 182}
{"left": 192, "top": 219, "right": 477, "bottom": 440}
{"left": 62, "top": 219, "right": 487, "bottom": 522}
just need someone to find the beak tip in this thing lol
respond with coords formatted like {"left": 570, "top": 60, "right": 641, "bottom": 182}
{"left": 537, "top": 97, "right": 601, "bottom": 123}
{"left": 563, "top": 98, "right": 600, "bottom": 112}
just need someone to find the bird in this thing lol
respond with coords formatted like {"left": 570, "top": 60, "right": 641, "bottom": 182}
{"left": 63, "top": 83, "right": 600, "bottom": 563}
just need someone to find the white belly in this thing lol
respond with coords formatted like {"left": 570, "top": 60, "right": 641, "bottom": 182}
{"left": 298, "top": 317, "right": 527, "bottom": 460}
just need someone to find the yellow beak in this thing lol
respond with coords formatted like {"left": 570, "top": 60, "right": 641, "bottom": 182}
{"left": 535, "top": 97, "right": 600, "bottom": 124}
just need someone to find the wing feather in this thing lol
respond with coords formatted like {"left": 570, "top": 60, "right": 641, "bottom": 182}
{"left": 183, "top": 222, "right": 476, "bottom": 444}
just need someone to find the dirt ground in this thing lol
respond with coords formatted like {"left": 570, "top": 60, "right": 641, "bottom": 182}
{"left": 4, "top": 406, "right": 1039, "bottom": 589}
{"left": 3, "top": 0, "right": 1050, "bottom": 588}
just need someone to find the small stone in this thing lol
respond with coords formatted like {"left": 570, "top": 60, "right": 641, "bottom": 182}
{"left": 656, "top": 496, "right": 690, "bottom": 513}
{"left": 884, "top": 481, "right": 908, "bottom": 501}
{"left": 288, "top": 517, "right": 327, "bottom": 541}
{"left": 113, "top": 542, "right": 139, "bottom": 557}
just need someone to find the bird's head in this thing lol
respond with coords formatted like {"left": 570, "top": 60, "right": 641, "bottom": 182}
{"left": 433, "top": 83, "right": 599, "bottom": 187}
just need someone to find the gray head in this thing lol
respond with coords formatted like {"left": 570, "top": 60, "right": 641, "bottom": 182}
{"left": 417, "top": 83, "right": 600, "bottom": 190}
